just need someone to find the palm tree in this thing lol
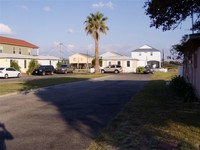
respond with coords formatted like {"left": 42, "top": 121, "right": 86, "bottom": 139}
{"left": 84, "top": 12, "right": 109, "bottom": 74}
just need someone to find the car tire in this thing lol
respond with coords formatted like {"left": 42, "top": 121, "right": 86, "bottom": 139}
{"left": 114, "top": 70, "right": 119, "bottom": 74}
{"left": 4, "top": 74, "right": 8, "bottom": 79}
{"left": 50, "top": 71, "right": 54, "bottom": 75}
{"left": 17, "top": 73, "right": 21, "bottom": 78}
{"left": 101, "top": 70, "right": 105, "bottom": 74}
{"left": 42, "top": 72, "right": 45, "bottom": 76}
{"left": 64, "top": 70, "right": 68, "bottom": 74}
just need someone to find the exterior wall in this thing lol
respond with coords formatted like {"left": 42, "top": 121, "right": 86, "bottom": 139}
{"left": 131, "top": 51, "right": 161, "bottom": 68}
{"left": 0, "top": 44, "right": 33, "bottom": 55}
{"left": 183, "top": 47, "right": 200, "bottom": 98}
{"left": 131, "top": 51, "right": 161, "bottom": 61}
{"left": 69, "top": 53, "right": 94, "bottom": 69}
{"left": 0, "top": 58, "right": 59, "bottom": 73}
{"left": 102, "top": 59, "right": 137, "bottom": 73}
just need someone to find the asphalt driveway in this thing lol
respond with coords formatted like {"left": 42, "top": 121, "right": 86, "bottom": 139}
{"left": 0, "top": 74, "right": 150, "bottom": 150}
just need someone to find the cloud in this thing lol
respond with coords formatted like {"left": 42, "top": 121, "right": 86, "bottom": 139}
{"left": 66, "top": 28, "right": 77, "bottom": 34}
{"left": 16, "top": 5, "right": 28, "bottom": 11}
{"left": 66, "top": 44, "right": 75, "bottom": 50}
{"left": 43, "top": 6, "right": 51, "bottom": 12}
{"left": 92, "top": 1, "right": 114, "bottom": 9}
{"left": 0, "top": 23, "right": 14, "bottom": 35}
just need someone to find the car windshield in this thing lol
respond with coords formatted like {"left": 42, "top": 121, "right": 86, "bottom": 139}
{"left": 61, "top": 65, "right": 67, "bottom": 67}
{"left": 0, "top": 68, "right": 5, "bottom": 70}
{"left": 38, "top": 66, "right": 45, "bottom": 69}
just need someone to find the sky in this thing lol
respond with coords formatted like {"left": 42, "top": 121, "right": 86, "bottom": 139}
{"left": 0, "top": 0, "right": 193, "bottom": 59}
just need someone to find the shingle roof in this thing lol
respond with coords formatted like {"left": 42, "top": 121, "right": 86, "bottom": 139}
{"left": 132, "top": 45, "right": 160, "bottom": 52}
{"left": 0, "top": 36, "right": 39, "bottom": 49}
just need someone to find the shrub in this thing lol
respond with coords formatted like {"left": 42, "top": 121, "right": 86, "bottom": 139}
{"left": 26, "top": 59, "right": 40, "bottom": 75}
{"left": 10, "top": 60, "right": 21, "bottom": 71}
{"left": 170, "top": 75, "right": 197, "bottom": 102}
{"left": 136, "top": 67, "right": 144, "bottom": 74}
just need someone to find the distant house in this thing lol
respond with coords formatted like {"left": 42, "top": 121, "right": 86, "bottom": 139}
{"left": 100, "top": 52, "right": 138, "bottom": 73}
{"left": 0, "top": 36, "right": 61, "bottom": 73}
{"left": 69, "top": 53, "right": 94, "bottom": 69}
{"left": 182, "top": 33, "right": 200, "bottom": 98}
{"left": 131, "top": 45, "right": 161, "bottom": 68}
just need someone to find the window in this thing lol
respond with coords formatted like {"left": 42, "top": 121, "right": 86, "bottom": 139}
{"left": 139, "top": 52, "right": 141, "bottom": 56}
{"left": 49, "top": 60, "right": 51, "bottom": 65}
{"left": 127, "top": 61, "right": 130, "bottom": 67}
{"left": 0, "top": 50, "right": 2, "bottom": 53}
{"left": 13, "top": 47, "right": 15, "bottom": 54}
{"left": 109, "top": 61, "right": 111, "bottom": 65}
{"left": 19, "top": 48, "right": 21, "bottom": 54}
{"left": 117, "top": 61, "right": 121, "bottom": 66}
{"left": 150, "top": 52, "right": 153, "bottom": 56}
{"left": 24, "top": 60, "right": 27, "bottom": 69}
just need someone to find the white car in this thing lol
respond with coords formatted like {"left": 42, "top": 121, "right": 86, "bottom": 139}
{"left": 0, "top": 67, "right": 21, "bottom": 79}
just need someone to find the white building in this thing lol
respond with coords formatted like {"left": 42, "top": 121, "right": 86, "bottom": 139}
{"left": 131, "top": 45, "right": 161, "bottom": 68}
{"left": 100, "top": 52, "right": 138, "bottom": 73}
{"left": 0, "top": 36, "right": 61, "bottom": 73}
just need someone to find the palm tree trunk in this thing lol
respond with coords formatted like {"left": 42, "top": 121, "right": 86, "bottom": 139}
{"left": 95, "top": 39, "right": 100, "bottom": 74}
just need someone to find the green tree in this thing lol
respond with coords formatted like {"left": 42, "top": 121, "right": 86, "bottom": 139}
{"left": 26, "top": 59, "right": 40, "bottom": 75}
{"left": 84, "top": 12, "right": 109, "bottom": 74}
{"left": 144, "top": 0, "right": 200, "bottom": 32}
{"left": 92, "top": 57, "right": 102, "bottom": 67}
{"left": 10, "top": 60, "right": 21, "bottom": 71}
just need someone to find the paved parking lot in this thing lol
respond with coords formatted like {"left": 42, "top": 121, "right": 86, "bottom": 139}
{"left": 0, "top": 74, "right": 150, "bottom": 150}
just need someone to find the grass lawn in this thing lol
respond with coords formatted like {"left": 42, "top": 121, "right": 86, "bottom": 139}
{"left": 87, "top": 71, "right": 200, "bottom": 150}
{"left": 0, "top": 74, "right": 105, "bottom": 95}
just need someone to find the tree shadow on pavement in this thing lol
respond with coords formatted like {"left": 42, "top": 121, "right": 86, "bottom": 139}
{"left": 0, "top": 123, "right": 14, "bottom": 150}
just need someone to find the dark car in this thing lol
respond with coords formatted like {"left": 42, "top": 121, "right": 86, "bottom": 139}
{"left": 144, "top": 65, "right": 153, "bottom": 74}
{"left": 55, "top": 64, "right": 74, "bottom": 74}
{"left": 101, "top": 65, "right": 123, "bottom": 74}
{"left": 32, "top": 65, "right": 54, "bottom": 75}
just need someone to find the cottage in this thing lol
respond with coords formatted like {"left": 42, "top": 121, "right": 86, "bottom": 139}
{"left": 0, "top": 36, "right": 61, "bottom": 73}
{"left": 131, "top": 45, "right": 161, "bottom": 68}
{"left": 100, "top": 52, "right": 138, "bottom": 73}
{"left": 69, "top": 53, "right": 94, "bottom": 69}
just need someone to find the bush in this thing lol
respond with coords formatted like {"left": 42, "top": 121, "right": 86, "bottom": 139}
{"left": 11, "top": 60, "right": 21, "bottom": 71}
{"left": 170, "top": 75, "right": 197, "bottom": 102}
{"left": 136, "top": 67, "right": 144, "bottom": 74}
{"left": 26, "top": 59, "right": 40, "bottom": 75}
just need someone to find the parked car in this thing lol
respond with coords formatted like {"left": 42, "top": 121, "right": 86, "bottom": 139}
{"left": 0, "top": 67, "right": 21, "bottom": 79}
{"left": 144, "top": 65, "right": 153, "bottom": 74}
{"left": 32, "top": 65, "right": 54, "bottom": 75}
{"left": 101, "top": 65, "right": 122, "bottom": 74}
{"left": 55, "top": 64, "right": 74, "bottom": 74}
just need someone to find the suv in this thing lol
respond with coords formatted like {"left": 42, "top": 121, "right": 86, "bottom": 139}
{"left": 55, "top": 64, "right": 74, "bottom": 74}
{"left": 101, "top": 65, "right": 122, "bottom": 74}
{"left": 32, "top": 65, "right": 55, "bottom": 75}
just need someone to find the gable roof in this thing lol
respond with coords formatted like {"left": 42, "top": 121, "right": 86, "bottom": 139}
{"left": 0, "top": 36, "right": 39, "bottom": 49}
{"left": 132, "top": 44, "right": 160, "bottom": 52}
{"left": 69, "top": 53, "right": 94, "bottom": 58}
{"left": 100, "top": 51, "right": 123, "bottom": 58}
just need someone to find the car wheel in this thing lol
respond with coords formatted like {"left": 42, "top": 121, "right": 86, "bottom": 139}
{"left": 17, "top": 73, "right": 21, "bottom": 78}
{"left": 42, "top": 72, "right": 45, "bottom": 76}
{"left": 4, "top": 74, "right": 8, "bottom": 79}
{"left": 64, "top": 70, "right": 68, "bottom": 74}
{"left": 50, "top": 71, "right": 54, "bottom": 75}
{"left": 101, "top": 70, "right": 105, "bottom": 74}
{"left": 114, "top": 70, "right": 119, "bottom": 74}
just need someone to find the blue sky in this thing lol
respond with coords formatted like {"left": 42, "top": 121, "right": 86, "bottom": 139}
{"left": 0, "top": 0, "right": 192, "bottom": 59}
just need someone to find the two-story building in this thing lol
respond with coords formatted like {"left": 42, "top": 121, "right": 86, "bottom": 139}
{"left": 69, "top": 53, "right": 94, "bottom": 69}
{"left": 0, "top": 36, "right": 61, "bottom": 73}
{"left": 131, "top": 45, "right": 161, "bottom": 68}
